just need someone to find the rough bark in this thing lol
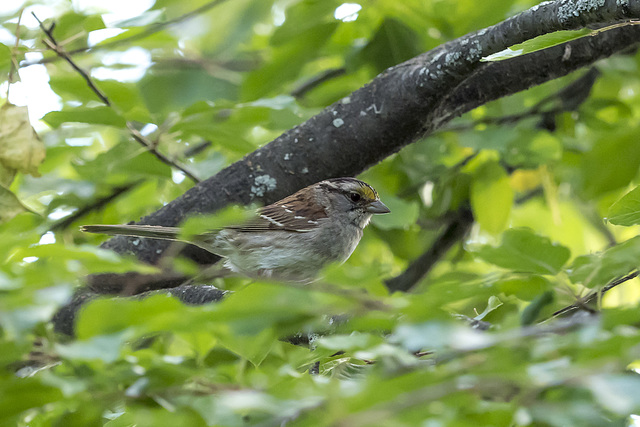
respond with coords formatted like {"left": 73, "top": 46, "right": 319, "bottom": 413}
{"left": 98, "top": 1, "right": 640, "bottom": 267}
{"left": 54, "top": 1, "right": 640, "bottom": 334}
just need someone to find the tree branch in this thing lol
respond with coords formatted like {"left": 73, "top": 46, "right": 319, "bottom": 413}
{"left": 48, "top": 2, "right": 638, "bottom": 326}
{"left": 549, "top": 270, "right": 640, "bottom": 319}
{"left": 385, "top": 208, "right": 474, "bottom": 293}
{"left": 93, "top": 1, "right": 640, "bottom": 266}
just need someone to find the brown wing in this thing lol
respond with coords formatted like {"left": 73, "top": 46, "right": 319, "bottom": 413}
{"left": 225, "top": 189, "right": 327, "bottom": 233}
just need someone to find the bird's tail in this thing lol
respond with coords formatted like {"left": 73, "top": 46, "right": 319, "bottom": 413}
{"left": 81, "top": 224, "right": 223, "bottom": 255}
{"left": 81, "top": 224, "right": 183, "bottom": 241}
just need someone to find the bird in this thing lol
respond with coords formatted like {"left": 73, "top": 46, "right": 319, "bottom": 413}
{"left": 81, "top": 177, "right": 390, "bottom": 282}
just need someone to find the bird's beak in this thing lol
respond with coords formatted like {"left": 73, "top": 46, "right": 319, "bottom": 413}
{"left": 366, "top": 200, "right": 391, "bottom": 214}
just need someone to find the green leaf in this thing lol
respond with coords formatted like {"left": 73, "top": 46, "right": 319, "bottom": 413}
{"left": 52, "top": 12, "right": 105, "bottom": 51}
{"left": 180, "top": 206, "right": 255, "bottom": 235}
{"left": 271, "top": 1, "right": 340, "bottom": 44}
{"left": 316, "top": 332, "right": 384, "bottom": 351}
{"left": 481, "top": 48, "right": 523, "bottom": 62}
{"left": 76, "top": 295, "right": 184, "bottom": 339}
{"left": 55, "top": 332, "right": 129, "bottom": 362}
{"left": 602, "top": 308, "right": 640, "bottom": 330}
{"left": 208, "top": 282, "right": 348, "bottom": 336}
{"left": 520, "top": 290, "right": 554, "bottom": 325}
{"left": 96, "top": 80, "right": 151, "bottom": 121}
{"left": 72, "top": 141, "right": 172, "bottom": 181}
{"left": 14, "top": 244, "right": 159, "bottom": 275}
{"left": 470, "top": 161, "right": 513, "bottom": 234}
{"left": 215, "top": 326, "right": 276, "bottom": 367}
{"left": 348, "top": 17, "right": 424, "bottom": 72}
{"left": 0, "top": 378, "right": 63, "bottom": 423}
{"left": 582, "top": 130, "right": 640, "bottom": 197}
{"left": 43, "top": 107, "right": 126, "bottom": 128}
{"left": 173, "top": 98, "right": 303, "bottom": 154}
{"left": 55, "top": 12, "right": 105, "bottom": 36}
{"left": 0, "top": 185, "right": 31, "bottom": 222}
{"left": 482, "top": 29, "right": 592, "bottom": 62}
{"left": 371, "top": 195, "right": 419, "bottom": 230}
{"left": 140, "top": 67, "right": 239, "bottom": 115}
{"left": 607, "top": 185, "right": 640, "bottom": 226}
{"left": 475, "top": 228, "right": 571, "bottom": 274}
{"left": 0, "top": 43, "right": 11, "bottom": 75}
{"left": 505, "top": 132, "right": 562, "bottom": 168}
{"left": 392, "top": 321, "right": 491, "bottom": 352}
{"left": 243, "top": 22, "right": 338, "bottom": 100}
{"left": 497, "top": 275, "right": 551, "bottom": 301}
{"left": 104, "top": 406, "right": 206, "bottom": 426}
{"left": 568, "top": 236, "right": 640, "bottom": 288}
{"left": 474, "top": 295, "right": 503, "bottom": 320}
{"left": 49, "top": 74, "right": 129, "bottom": 106}
{"left": 586, "top": 374, "right": 640, "bottom": 415}
{"left": 114, "top": 9, "right": 166, "bottom": 27}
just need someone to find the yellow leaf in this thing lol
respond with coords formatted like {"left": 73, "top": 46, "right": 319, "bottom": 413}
{"left": 540, "top": 165, "right": 561, "bottom": 225}
{"left": 0, "top": 102, "right": 45, "bottom": 179}
{"left": 0, "top": 164, "right": 15, "bottom": 188}
{"left": 510, "top": 169, "right": 541, "bottom": 192}
{"left": 471, "top": 162, "right": 514, "bottom": 234}
{"left": 0, "top": 184, "right": 29, "bottom": 222}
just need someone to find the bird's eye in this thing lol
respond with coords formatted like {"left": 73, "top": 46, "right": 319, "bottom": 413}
{"left": 349, "top": 192, "right": 361, "bottom": 202}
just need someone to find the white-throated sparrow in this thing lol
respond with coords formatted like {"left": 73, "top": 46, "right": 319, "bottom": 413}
{"left": 81, "top": 178, "right": 390, "bottom": 282}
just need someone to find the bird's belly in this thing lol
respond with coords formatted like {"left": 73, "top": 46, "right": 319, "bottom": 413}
{"left": 221, "top": 226, "right": 361, "bottom": 282}
{"left": 224, "top": 249, "right": 318, "bottom": 282}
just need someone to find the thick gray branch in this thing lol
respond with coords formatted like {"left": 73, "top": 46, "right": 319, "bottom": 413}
{"left": 99, "top": 0, "right": 640, "bottom": 265}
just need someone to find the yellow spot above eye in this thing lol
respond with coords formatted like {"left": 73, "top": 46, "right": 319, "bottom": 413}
{"left": 360, "top": 185, "right": 377, "bottom": 200}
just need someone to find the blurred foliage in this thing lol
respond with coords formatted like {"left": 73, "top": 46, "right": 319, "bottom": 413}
{"left": 1, "top": 0, "right": 640, "bottom": 426}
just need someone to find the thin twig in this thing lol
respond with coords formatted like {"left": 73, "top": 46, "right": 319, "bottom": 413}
{"left": 385, "top": 207, "right": 474, "bottom": 293}
{"left": 437, "top": 108, "right": 561, "bottom": 134}
{"left": 183, "top": 140, "right": 212, "bottom": 158}
{"left": 437, "top": 313, "right": 597, "bottom": 366}
{"left": 268, "top": 280, "right": 391, "bottom": 313}
{"left": 589, "top": 19, "right": 640, "bottom": 36}
{"left": 50, "top": 181, "right": 141, "bottom": 231}
{"left": 548, "top": 271, "right": 639, "bottom": 320}
{"left": 127, "top": 123, "right": 201, "bottom": 183}
{"left": 153, "top": 56, "right": 244, "bottom": 84}
{"left": 291, "top": 68, "right": 347, "bottom": 98}
{"left": 436, "top": 67, "right": 600, "bottom": 135}
{"left": 32, "top": 12, "right": 111, "bottom": 106}
{"left": 33, "top": 13, "right": 201, "bottom": 183}
{"left": 6, "top": 8, "right": 24, "bottom": 99}
{"left": 28, "top": 0, "right": 232, "bottom": 66}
